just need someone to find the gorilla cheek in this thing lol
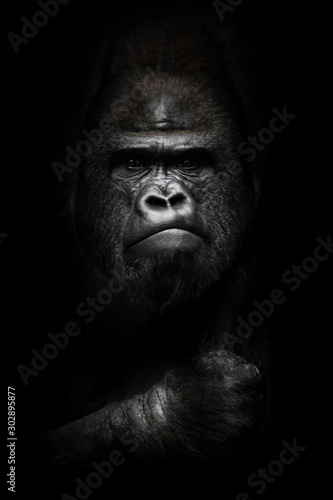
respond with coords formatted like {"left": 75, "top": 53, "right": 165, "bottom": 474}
{"left": 75, "top": 186, "right": 129, "bottom": 278}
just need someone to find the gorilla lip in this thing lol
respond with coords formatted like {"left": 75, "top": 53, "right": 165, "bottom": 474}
{"left": 124, "top": 228, "right": 203, "bottom": 255}
{"left": 123, "top": 215, "right": 207, "bottom": 250}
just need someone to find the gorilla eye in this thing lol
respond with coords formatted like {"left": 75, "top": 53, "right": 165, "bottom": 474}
{"left": 178, "top": 160, "right": 198, "bottom": 170}
{"left": 126, "top": 159, "right": 145, "bottom": 169}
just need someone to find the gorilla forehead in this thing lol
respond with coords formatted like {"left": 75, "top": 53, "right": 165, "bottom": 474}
{"left": 95, "top": 82, "right": 231, "bottom": 133}
{"left": 107, "top": 131, "right": 220, "bottom": 150}
{"left": 84, "top": 21, "right": 247, "bottom": 136}
{"left": 141, "top": 91, "right": 191, "bottom": 130}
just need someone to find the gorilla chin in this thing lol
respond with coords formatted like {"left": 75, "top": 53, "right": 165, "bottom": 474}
{"left": 123, "top": 241, "right": 222, "bottom": 310}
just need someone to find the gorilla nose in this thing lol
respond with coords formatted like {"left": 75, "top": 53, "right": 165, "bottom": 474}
{"left": 145, "top": 192, "right": 187, "bottom": 210}
{"left": 123, "top": 181, "right": 206, "bottom": 250}
{"left": 136, "top": 182, "right": 193, "bottom": 221}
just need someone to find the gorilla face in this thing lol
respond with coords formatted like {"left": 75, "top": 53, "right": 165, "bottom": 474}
{"left": 72, "top": 28, "right": 259, "bottom": 309}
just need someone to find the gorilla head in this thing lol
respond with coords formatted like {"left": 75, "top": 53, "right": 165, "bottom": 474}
{"left": 71, "top": 22, "right": 260, "bottom": 310}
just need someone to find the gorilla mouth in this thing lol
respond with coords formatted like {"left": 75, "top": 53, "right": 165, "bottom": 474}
{"left": 125, "top": 228, "right": 204, "bottom": 256}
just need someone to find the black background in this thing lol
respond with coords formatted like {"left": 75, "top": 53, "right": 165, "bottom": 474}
{"left": 2, "top": 1, "right": 332, "bottom": 499}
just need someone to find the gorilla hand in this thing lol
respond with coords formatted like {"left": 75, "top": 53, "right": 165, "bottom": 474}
{"left": 41, "top": 350, "right": 264, "bottom": 472}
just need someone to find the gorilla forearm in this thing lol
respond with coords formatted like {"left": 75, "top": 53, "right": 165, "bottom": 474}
{"left": 49, "top": 351, "right": 264, "bottom": 470}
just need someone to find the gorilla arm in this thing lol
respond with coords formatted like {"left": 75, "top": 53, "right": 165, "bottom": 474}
{"left": 44, "top": 350, "right": 264, "bottom": 471}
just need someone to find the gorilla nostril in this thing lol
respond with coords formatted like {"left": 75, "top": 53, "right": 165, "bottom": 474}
{"left": 168, "top": 193, "right": 186, "bottom": 206}
{"left": 146, "top": 195, "right": 168, "bottom": 208}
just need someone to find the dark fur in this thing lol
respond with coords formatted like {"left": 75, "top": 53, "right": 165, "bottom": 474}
{"left": 44, "top": 20, "right": 271, "bottom": 475}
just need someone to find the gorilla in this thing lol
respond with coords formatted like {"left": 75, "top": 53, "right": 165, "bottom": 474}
{"left": 41, "top": 20, "right": 273, "bottom": 477}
